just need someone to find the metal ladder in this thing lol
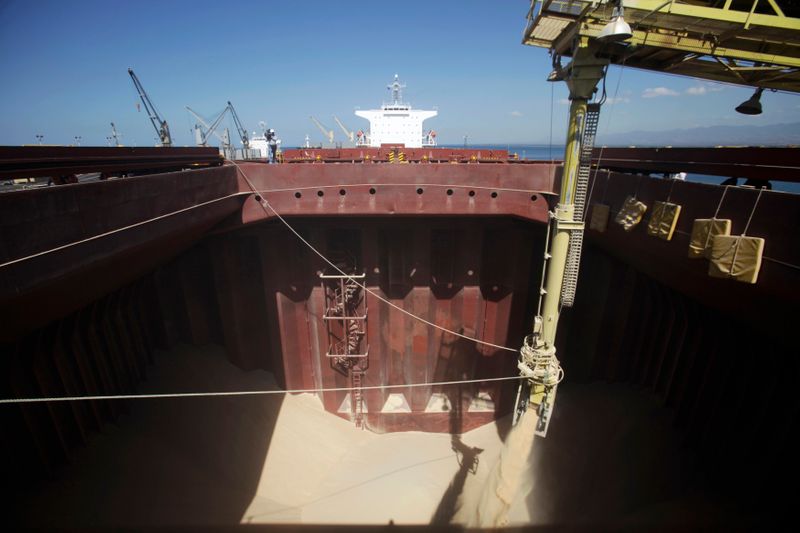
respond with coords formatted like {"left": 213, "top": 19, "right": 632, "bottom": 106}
{"left": 561, "top": 103, "right": 601, "bottom": 307}
{"left": 351, "top": 370, "right": 365, "bottom": 429}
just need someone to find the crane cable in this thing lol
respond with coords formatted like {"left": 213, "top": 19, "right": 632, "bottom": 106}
{"left": 0, "top": 179, "right": 552, "bottom": 270}
{"left": 0, "top": 375, "right": 525, "bottom": 405}
{"left": 0, "top": 191, "right": 248, "bottom": 269}
{"left": 584, "top": 0, "right": 676, "bottom": 222}
{"left": 229, "top": 159, "right": 519, "bottom": 354}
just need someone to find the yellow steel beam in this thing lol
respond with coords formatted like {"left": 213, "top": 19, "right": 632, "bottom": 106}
{"left": 618, "top": 0, "right": 799, "bottom": 30}
{"left": 584, "top": 28, "right": 800, "bottom": 68}
{"left": 766, "top": 0, "right": 785, "bottom": 18}
{"left": 524, "top": 0, "right": 800, "bottom": 46}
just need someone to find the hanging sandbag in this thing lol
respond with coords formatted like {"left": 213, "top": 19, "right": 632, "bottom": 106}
{"left": 614, "top": 195, "right": 647, "bottom": 231}
{"left": 688, "top": 218, "right": 731, "bottom": 258}
{"left": 646, "top": 201, "right": 682, "bottom": 241}
{"left": 589, "top": 203, "right": 610, "bottom": 232}
{"left": 707, "top": 235, "right": 765, "bottom": 284}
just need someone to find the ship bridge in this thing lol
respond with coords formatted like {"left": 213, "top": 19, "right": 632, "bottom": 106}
{"left": 355, "top": 75, "right": 438, "bottom": 148}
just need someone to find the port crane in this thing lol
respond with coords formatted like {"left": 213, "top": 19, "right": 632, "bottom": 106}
{"left": 109, "top": 122, "right": 122, "bottom": 147}
{"left": 310, "top": 116, "right": 335, "bottom": 146}
{"left": 127, "top": 68, "right": 172, "bottom": 147}
{"left": 185, "top": 105, "right": 231, "bottom": 149}
{"left": 333, "top": 116, "right": 354, "bottom": 144}
{"left": 227, "top": 101, "right": 250, "bottom": 150}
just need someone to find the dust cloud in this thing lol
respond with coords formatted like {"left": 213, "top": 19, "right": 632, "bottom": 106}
{"left": 455, "top": 410, "right": 537, "bottom": 527}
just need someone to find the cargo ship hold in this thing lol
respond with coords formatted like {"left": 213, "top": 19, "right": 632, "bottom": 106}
{"left": 2, "top": 1, "right": 800, "bottom": 529}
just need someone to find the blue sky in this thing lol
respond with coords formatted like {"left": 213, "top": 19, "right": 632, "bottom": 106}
{"left": 1, "top": 0, "right": 797, "bottom": 147}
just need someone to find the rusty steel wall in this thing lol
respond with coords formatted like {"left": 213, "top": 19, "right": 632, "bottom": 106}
{"left": 4, "top": 211, "right": 796, "bottom": 509}
{"left": 0, "top": 165, "right": 244, "bottom": 343}
{"left": 0, "top": 276, "right": 166, "bottom": 485}
{"left": 585, "top": 171, "right": 800, "bottom": 346}
{"left": 0, "top": 240, "right": 233, "bottom": 488}
{"left": 11, "top": 213, "right": 544, "bottom": 437}
{"left": 201, "top": 216, "right": 544, "bottom": 433}
{"left": 557, "top": 244, "right": 799, "bottom": 509}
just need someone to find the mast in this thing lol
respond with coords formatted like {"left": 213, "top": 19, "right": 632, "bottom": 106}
{"left": 387, "top": 74, "right": 406, "bottom": 105}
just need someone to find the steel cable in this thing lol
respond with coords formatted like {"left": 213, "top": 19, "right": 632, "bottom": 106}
{"left": 0, "top": 375, "right": 525, "bottom": 405}
{"left": 230, "top": 160, "right": 519, "bottom": 354}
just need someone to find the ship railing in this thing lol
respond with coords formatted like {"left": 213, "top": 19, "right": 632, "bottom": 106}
{"left": 525, "top": 0, "right": 586, "bottom": 37}
{"left": 221, "top": 147, "right": 265, "bottom": 161}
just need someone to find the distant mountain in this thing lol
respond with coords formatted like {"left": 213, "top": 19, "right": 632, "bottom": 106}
{"left": 597, "top": 122, "right": 800, "bottom": 147}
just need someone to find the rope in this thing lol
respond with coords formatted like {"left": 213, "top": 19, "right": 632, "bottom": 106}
{"left": 570, "top": 0, "right": 692, "bottom": 218}
{"left": 665, "top": 177, "right": 677, "bottom": 203}
{"left": 1, "top": 161, "right": 537, "bottom": 356}
{"left": 230, "top": 160, "right": 519, "bottom": 354}
{"left": 0, "top": 181, "right": 552, "bottom": 270}
{"left": 701, "top": 184, "right": 732, "bottom": 251}
{"left": 0, "top": 160, "right": 556, "bottom": 357}
{"left": 632, "top": 175, "right": 643, "bottom": 200}
{"left": 600, "top": 170, "right": 611, "bottom": 204}
{"left": 725, "top": 185, "right": 763, "bottom": 282}
{"left": 583, "top": 168, "right": 602, "bottom": 223}
{"left": 761, "top": 255, "right": 800, "bottom": 271}
{"left": 549, "top": 81, "right": 554, "bottom": 164}
{"left": 536, "top": 213, "right": 554, "bottom": 317}
{"left": 742, "top": 187, "right": 764, "bottom": 236}
{"left": 670, "top": 227, "right": 800, "bottom": 271}
{"left": 712, "top": 185, "right": 730, "bottom": 219}
{"left": 0, "top": 192, "right": 248, "bottom": 269}
{"left": 0, "top": 375, "right": 525, "bottom": 405}
{"left": 587, "top": 56, "right": 628, "bottom": 222}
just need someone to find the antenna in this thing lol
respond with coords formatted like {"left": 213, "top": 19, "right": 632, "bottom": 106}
{"left": 387, "top": 74, "right": 406, "bottom": 105}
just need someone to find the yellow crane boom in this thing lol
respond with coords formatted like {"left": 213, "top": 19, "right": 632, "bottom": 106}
{"left": 310, "top": 116, "right": 335, "bottom": 146}
{"left": 333, "top": 116, "right": 355, "bottom": 144}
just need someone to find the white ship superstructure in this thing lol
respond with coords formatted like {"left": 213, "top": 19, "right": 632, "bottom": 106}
{"left": 243, "top": 121, "right": 268, "bottom": 157}
{"left": 355, "top": 75, "right": 437, "bottom": 148}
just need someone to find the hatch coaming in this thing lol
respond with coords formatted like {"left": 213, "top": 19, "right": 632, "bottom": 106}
{"left": 230, "top": 160, "right": 557, "bottom": 229}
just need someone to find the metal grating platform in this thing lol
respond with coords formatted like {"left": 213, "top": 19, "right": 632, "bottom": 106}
{"left": 523, "top": 0, "right": 800, "bottom": 92}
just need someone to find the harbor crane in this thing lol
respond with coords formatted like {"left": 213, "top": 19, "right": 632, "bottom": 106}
{"left": 109, "top": 122, "right": 122, "bottom": 147}
{"left": 333, "top": 116, "right": 354, "bottom": 144}
{"left": 310, "top": 116, "right": 335, "bottom": 146}
{"left": 127, "top": 68, "right": 172, "bottom": 147}
{"left": 227, "top": 101, "right": 250, "bottom": 150}
{"left": 185, "top": 105, "right": 231, "bottom": 148}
